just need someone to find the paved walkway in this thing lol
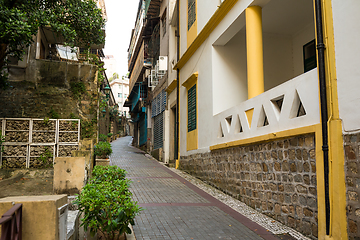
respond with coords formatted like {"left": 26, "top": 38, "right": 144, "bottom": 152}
{"left": 110, "top": 137, "right": 283, "bottom": 240}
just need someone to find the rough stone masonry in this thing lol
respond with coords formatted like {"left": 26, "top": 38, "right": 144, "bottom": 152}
{"left": 179, "top": 134, "right": 318, "bottom": 239}
{"left": 344, "top": 133, "right": 360, "bottom": 240}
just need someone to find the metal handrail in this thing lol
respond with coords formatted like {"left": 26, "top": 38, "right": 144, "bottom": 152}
{"left": 0, "top": 203, "right": 22, "bottom": 240}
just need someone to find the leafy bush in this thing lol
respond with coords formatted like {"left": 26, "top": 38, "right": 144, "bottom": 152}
{"left": 76, "top": 166, "right": 141, "bottom": 239}
{"left": 107, "top": 132, "right": 113, "bottom": 138}
{"left": 92, "top": 166, "right": 127, "bottom": 183}
{"left": 94, "top": 141, "right": 112, "bottom": 158}
{"left": 0, "top": 134, "right": 5, "bottom": 152}
{"left": 99, "top": 134, "right": 108, "bottom": 142}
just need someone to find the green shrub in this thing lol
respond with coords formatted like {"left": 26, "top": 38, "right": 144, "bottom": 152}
{"left": 99, "top": 134, "right": 108, "bottom": 142}
{"left": 0, "top": 134, "right": 5, "bottom": 152}
{"left": 76, "top": 180, "right": 141, "bottom": 239}
{"left": 107, "top": 132, "right": 113, "bottom": 138}
{"left": 92, "top": 166, "right": 127, "bottom": 183}
{"left": 94, "top": 141, "right": 112, "bottom": 158}
{"left": 76, "top": 166, "right": 141, "bottom": 239}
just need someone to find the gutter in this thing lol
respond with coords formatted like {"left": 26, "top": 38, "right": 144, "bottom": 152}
{"left": 314, "top": 0, "right": 330, "bottom": 235}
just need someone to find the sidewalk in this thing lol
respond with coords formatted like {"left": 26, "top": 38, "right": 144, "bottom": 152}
{"left": 110, "top": 137, "right": 302, "bottom": 240}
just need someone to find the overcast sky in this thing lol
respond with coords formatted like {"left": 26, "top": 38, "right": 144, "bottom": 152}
{"left": 103, "top": 0, "right": 139, "bottom": 76}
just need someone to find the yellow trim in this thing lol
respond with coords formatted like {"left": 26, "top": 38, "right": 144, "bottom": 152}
{"left": 320, "top": 1, "right": 347, "bottom": 239}
{"left": 187, "top": 129, "right": 198, "bottom": 151}
{"left": 183, "top": 73, "right": 198, "bottom": 151}
{"left": 175, "top": 0, "right": 239, "bottom": 70}
{"left": 182, "top": 72, "right": 198, "bottom": 89}
{"left": 245, "top": 108, "right": 254, "bottom": 128}
{"left": 210, "top": 124, "right": 318, "bottom": 151}
{"left": 246, "top": 6, "right": 264, "bottom": 99}
{"left": 187, "top": 0, "right": 197, "bottom": 47}
{"left": 166, "top": 79, "right": 178, "bottom": 94}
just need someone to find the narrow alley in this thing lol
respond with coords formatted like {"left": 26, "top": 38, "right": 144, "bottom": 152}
{"left": 110, "top": 137, "right": 301, "bottom": 240}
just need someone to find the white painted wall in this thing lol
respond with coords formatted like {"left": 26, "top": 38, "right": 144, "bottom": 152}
{"left": 331, "top": 0, "right": 360, "bottom": 132}
{"left": 212, "top": 31, "right": 247, "bottom": 115}
{"left": 263, "top": 32, "right": 294, "bottom": 91}
{"left": 292, "top": 23, "right": 315, "bottom": 77}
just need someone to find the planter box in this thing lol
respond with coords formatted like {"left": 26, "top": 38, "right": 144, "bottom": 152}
{"left": 95, "top": 158, "right": 110, "bottom": 166}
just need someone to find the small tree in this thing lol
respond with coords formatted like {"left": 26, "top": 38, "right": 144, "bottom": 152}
{"left": 0, "top": 0, "right": 105, "bottom": 87}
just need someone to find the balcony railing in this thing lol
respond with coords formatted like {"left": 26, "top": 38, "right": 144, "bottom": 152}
{"left": 0, "top": 204, "right": 22, "bottom": 240}
{"left": 212, "top": 69, "right": 320, "bottom": 146}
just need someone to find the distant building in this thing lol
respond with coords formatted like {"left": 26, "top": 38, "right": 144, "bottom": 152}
{"left": 110, "top": 77, "right": 130, "bottom": 118}
{"left": 103, "top": 55, "right": 117, "bottom": 80}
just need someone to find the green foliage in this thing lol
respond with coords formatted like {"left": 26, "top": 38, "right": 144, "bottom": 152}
{"left": 107, "top": 133, "right": 113, "bottom": 138}
{"left": 99, "top": 134, "right": 107, "bottom": 142}
{"left": 0, "top": 70, "right": 9, "bottom": 90}
{"left": 94, "top": 141, "right": 112, "bottom": 158}
{"left": 0, "top": 134, "right": 5, "bottom": 153}
{"left": 109, "top": 106, "right": 119, "bottom": 120}
{"left": 70, "top": 81, "right": 87, "bottom": 100}
{"left": 80, "top": 118, "right": 97, "bottom": 139}
{"left": 43, "top": 117, "right": 50, "bottom": 126}
{"left": 0, "top": 0, "right": 105, "bottom": 79}
{"left": 48, "top": 107, "right": 60, "bottom": 119}
{"left": 92, "top": 166, "right": 127, "bottom": 183}
{"left": 38, "top": 147, "right": 53, "bottom": 168}
{"left": 76, "top": 166, "right": 141, "bottom": 239}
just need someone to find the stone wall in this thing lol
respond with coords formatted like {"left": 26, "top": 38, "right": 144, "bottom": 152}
{"left": 179, "top": 134, "right": 318, "bottom": 239}
{"left": 0, "top": 59, "right": 99, "bottom": 139}
{"left": 344, "top": 133, "right": 360, "bottom": 240}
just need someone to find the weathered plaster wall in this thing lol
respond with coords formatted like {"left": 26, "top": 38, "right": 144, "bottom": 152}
{"left": 179, "top": 134, "right": 318, "bottom": 239}
{"left": 0, "top": 60, "right": 98, "bottom": 137}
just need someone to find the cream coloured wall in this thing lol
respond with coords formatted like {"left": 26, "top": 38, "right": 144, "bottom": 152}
{"left": 263, "top": 32, "right": 294, "bottom": 91}
{"left": 212, "top": 31, "right": 247, "bottom": 115}
{"left": 331, "top": 0, "right": 360, "bottom": 132}
{"left": 292, "top": 23, "right": 315, "bottom": 77}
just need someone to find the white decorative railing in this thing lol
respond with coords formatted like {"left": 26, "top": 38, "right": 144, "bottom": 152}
{"left": 212, "top": 69, "right": 320, "bottom": 146}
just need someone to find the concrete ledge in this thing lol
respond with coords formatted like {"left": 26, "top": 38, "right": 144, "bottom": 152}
{"left": 0, "top": 195, "right": 67, "bottom": 240}
{"left": 95, "top": 159, "right": 110, "bottom": 166}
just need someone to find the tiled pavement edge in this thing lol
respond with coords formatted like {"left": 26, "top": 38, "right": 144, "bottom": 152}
{"left": 110, "top": 137, "right": 308, "bottom": 240}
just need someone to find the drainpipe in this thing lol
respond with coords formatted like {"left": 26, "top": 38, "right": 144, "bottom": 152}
{"left": 175, "top": 0, "right": 180, "bottom": 164}
{"left": 314, "top": 0, "right": 330, "bottom": 235}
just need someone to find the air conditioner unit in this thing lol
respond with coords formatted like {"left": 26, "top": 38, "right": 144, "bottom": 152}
{"left": 148, "top": 69, "right": 158, "bottom": 87}
{"left": 158, "top": 56, "right": 168, "bottom": 71}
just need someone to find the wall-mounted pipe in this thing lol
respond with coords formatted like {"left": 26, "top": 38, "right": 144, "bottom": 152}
{"left": 314, "top": 0, "right": 330, "bottom": 235}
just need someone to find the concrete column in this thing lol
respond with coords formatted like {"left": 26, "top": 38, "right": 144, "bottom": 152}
{"left": 246, "top": 6, "right": 264, "bottom": 99}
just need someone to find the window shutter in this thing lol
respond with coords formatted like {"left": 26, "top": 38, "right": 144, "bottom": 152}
{"left": 188, "top": 84, "right": 196, "bottom": 132}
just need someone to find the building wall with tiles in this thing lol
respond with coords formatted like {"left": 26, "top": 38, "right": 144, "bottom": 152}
{"left": 344, "top": 133, "right": 360, "bottom": 239}
{"left": 179, "top": 134, "right": 318, "bottom": 239}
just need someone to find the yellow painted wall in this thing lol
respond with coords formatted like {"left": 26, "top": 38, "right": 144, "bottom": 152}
{"left": 187, "top": 0, "right": 197, "bottom": 48}
{"left": 182, "top": 72, "right": 198, "bottom": 151}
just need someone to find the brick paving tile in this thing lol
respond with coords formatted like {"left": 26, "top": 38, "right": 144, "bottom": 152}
{"left": 110, "top": 137, "right": 282, "bottom": 240}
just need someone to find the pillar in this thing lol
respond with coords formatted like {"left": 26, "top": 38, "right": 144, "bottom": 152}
{"left": 246, "top": 6, "right": 264, "bottom": 99}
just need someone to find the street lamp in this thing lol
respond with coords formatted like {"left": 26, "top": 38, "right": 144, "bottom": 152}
{"left": 104, "top": 84, "right": 111, "bottom": 100}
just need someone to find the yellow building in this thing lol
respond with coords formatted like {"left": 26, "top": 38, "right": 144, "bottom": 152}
{"left": 173, "top": 0, "right": 360, "bottom": 239}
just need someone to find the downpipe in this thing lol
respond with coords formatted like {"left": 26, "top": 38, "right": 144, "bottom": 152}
{"left": 314, "top": 0, "right": 330, "bottom": 235}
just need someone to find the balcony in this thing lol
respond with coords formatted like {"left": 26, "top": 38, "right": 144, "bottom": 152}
{"left": 212, "top": 69, "right": 320, "bottom": 146}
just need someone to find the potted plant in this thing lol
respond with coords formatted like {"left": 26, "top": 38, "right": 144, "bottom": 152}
{"left": 107, "top": 133, "right": 113, "bottom": 142}
{"left": 94, "top": 141, "right": 112, "bottom": 166}
{"left": 76, "top": 166, "right": 141, "bottom": 240}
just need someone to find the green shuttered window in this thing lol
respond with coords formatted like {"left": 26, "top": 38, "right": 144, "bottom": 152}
{"left": 188, "top": 84, "right": 196, "bottom": 132}
{"left": 188, "top": 0, "right": 196, "bottom": 30}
